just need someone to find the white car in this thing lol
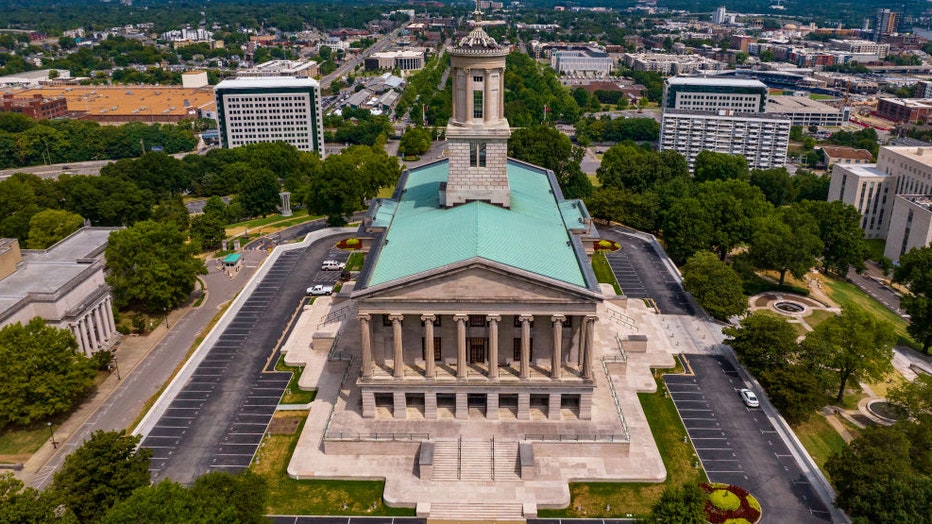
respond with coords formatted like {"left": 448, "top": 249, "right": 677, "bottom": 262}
{"left": 738, "top": 388, "right": 760, "bottom": 408}
{"left": 321, "top": 260, "right": 346, "bottom": 271}
{"left": 307, "top": 284, "right": 334, "bottom": 296}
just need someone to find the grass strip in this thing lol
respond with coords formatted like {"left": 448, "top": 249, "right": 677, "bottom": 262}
{"left": 793, "top": 414, "right": 847, "bottom": 481}
{"left": 592, "top": 251, "right": 622, "bottom": 295}
{"left": 822, "top": 277, "right": 916, "bottom": 348}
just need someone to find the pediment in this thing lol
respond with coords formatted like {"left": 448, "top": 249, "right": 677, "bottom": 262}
{"left": 354, "top": 260, "right": 601, "bottom": 304}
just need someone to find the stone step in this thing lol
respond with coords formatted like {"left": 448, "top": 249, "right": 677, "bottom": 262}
{"left": 493, "top": 441, "right": 521, "bottom": 481}
{"left": 432, "top": 441, "right": 461, "bottom": 481}
{"left": 459, "top": 439, "right": 492, "bottom": 481}
{"left": 428, "top": 501, "right": 525, "bottom": 520}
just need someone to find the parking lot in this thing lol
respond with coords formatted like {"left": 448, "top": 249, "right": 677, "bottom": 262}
{"left": 142, "top": 237, "right": 351, "bottom": 483}
{"left": 664, "top": 355, "right": 831, "bottom": 523}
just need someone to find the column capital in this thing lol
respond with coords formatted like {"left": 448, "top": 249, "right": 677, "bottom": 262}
{"left": 357, "top": 312, "right": 371, "bottom": 322}
{"left": 420, "top": 313, "right": 436, "bottom": 323}
{"left": 550, "top": 314, "right": 567, "bottom": 324}
{"left": 486, "top": 314, "right": 502, "bottom": 323}
{"left": 585, "top": 314, "right": 599, "bottom": 323}
{"left": 453, "top": 314, "right": 469, "bottom": 322}
{"left": 518, "top": 314, "right": 534, "bottom": 323}
{"left": 388, "top": 314, "right": 405, "bottom": 323}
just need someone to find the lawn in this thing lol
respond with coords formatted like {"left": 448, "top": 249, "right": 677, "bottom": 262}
{"left": 805, "top": 309, "right": 835, "bottom": 328}
{"left": 346, "top": 252, "right": 365, "bottom": 272}
{"left": 592, "top": 251, "right": 622, "bottom": 295}
{"left": 822, "top": 277, "right": 915, "bottom": 348}
{"left": 0, "top": 423, "right": 58, "bottom": 462}
{"left": 251, "top": 412, "right": 415, "bottom": 516}
{"left": 538, "top": 364, "right": 707, "bottom": 518}
{"left": 793, "top": 414, "right": 847, "bottom": 481}
{"left": 275, "top": 357, "right": 316, "bottom": 405}
{"left": 864, "top": 239, "right": 886, "bottom": 262}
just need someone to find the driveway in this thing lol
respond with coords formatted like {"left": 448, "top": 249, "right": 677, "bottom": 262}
{"left": 665, "top": 355, "right": 831, "bottom": 523}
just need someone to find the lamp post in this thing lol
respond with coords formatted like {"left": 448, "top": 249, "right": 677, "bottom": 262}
{"left": 113, "top": 354, "right": 121, "bottom": 381}
{"left": 164, "top": 307, "right": 170, "bottom": 329}
{"left": 47, "top": 422, "right": 58, "bottom": 449}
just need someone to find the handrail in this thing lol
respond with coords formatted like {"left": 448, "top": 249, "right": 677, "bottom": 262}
{"left": 522, "top": 433, "right": 625, "bottom": 442}
{"left": 605, "top": 306, "right": 638, "bottom": 331}
{"left": 601, "top": 334, "right": 628, "bottom": 362}
{"left": 319, "top": 355, "right": 354, "bottom": 447}
{"left": 490, "top": 436, "right": 495, "bottom": 481}
{"left": 318, "top": 300, "right": 356, "bottom": 328}
{"left": 325, "top": 432, "right": 430, "bottom": 441}
{"left": 602, "top": 359, "right": 631, "bottom": 440}
{"left": 457, "top": 435, "right": 462, "bottom": 481}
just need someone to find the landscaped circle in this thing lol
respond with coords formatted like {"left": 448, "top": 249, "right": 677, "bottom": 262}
{"left": 701, "top": 483, "right": 762, "bottom": 524}
{"left": 867, "top": 399, "right": 907, "bottom": 422}
{"left": 774, "top": 301, "right": 805, "bottom": 313}
{"left": 594, "top": 239, "right": 621, "bottom": 252}
{"left": 336, "top": 238, "right": 362, "bottom": 250}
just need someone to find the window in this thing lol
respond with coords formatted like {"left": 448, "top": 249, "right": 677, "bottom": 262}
{"left": 469, "top": 315, "right": 486, "bottom": 327}
{"left": 513, "top": 338, "right": 534, "bottom": 360}
{"left": 473, "top": 90, "right": 483, "bottom": 119}
{"left": 469, "top": 143, "right": 486, "bottom": 167}
{"left": 422, "top": 337, "right": 442, "bottom": 361}
{"left": 382, "top": 314, "right": 393, "bottom": 327}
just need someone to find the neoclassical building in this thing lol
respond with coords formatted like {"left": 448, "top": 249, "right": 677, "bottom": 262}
{"left": 348, "top": 11, "right": 602, "bottom": 421}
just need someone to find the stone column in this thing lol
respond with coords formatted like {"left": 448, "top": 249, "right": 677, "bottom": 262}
{"left": 98, "top": 303, "right": 111, "bottom": 340}
{"left": 358, "top": 314, "right": 373, "bottom": 378}
{"left": 83, "top": 317, "right": 96, "bottom": 352}
{"left": 454, "top": 314, "right": 468, "bottom": 378}
{"left": 582, "top": 315, "right": 598, "bottom": 380}
{"left": 421, "top": 314, "right": 436, "bottom": 378}
{"left": 483, "top": 68, "right": 491, "bottom": 123}
{"left": 389, "top": 314, "right": 405, "bottom": 378}
{"left": 104, "top": 298, "right": 116, "bottom": 336}
{"left": 90, "top": 308, "right": 102, "bottom": 347}
{"left": 486, "top": 314, "right": 500, "bottom": 380}
{"left": 75, "top": 323, "right": 88, "bottom": 355}
{"left": 465, "top": 70, "right": 473, "bottom": 124}
{"left": 519, "top": 314, "right": 533, "bottom": 379}
{"left": 279, "top": 191, "right": 292, "bottom": 217}
{"left": 551, "top": 315, "right": 565, "bottom": 380}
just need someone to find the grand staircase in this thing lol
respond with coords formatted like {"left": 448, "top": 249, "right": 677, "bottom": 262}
{"left": 431, "top": 437, "right": 520, "bottom": 481}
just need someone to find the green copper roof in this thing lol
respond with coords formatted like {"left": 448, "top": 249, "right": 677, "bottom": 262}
{"left": 364, "top": 159, "right": 591, "bottom": 288}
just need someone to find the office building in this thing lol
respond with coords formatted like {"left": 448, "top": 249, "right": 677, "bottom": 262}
{"left": 875, "top": 9, "right": 900, "bottom": 42}
{"left": 660, "top": 110, "right": 791, "bottom": 170}
{"left": 550, "top": 47, "right": 613, "bottom": 77}
{"left": 364, "top": 50, "right": 426, "bottom": 72}
{"left": 214, "top": 77, "right": 324, "bottom": 154}
{"left": 662, "top": 77, "right": 769, "bottom": 113}
{"left": 828, "top": 146, "right": 932, "bottom": 260}
{"left": 0, "top": 93, "right": 68, "bottom": 120}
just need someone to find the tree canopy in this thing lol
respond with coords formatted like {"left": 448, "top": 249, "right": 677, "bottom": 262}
{"left": 647, "top": 481, "right": 707, "bottom": 524}
{"left": 48, "top": 430, "right": 153, "bottom": 523}
{"left": 693, "top": 150, "right": 749, "bottom": 182}
{"left": 748, "top": 205, "right": 823, "bottom": 286}
{"left": 305, "top": 144, "right": 400, "bottom": 225}
{"left": 681, "top": 251, "right": 747, "bottom": 320}
{"left": 105, "top": 221, "right": 207, "bottom": 313}
{"left": 508, "top": 125, "right": 591, "bottom": 199}
{"left": 893, "top": 245, "right": 932, "bottom": 353}
{"left": 25, "top": 208, "right": 84, "bottom": 249}
{"left": 0, "top": 318, "right": 95, "bottom": 429}
{"left": 797, "top": 200, "right": 868, "bottom": 275}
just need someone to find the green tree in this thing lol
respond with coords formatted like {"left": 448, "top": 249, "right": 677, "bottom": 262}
{"left": 151, "top": 196, "right": 190, "bottom": 231}
{"left": 798, "top": 200, "right": 869, "bottom": 275}
{"left": 888, "top": 374, "right": 932, "bottom": 419}
{"left": 596, "top": 143, "right": 687, "bottom": 193}
{"left": 508, "top": 125, "right": 591, "bottom": 198}
{"left": 893, "top": 245, "right": 932, "bottom": 353}
{"left": 0, "top": 472, "right": 63, "bottom": 523}
{"left": 105, "top": 221, "right": 207, "bottom": 313}
{"left": 236, "top": 168, "right": 281, "bottom": 218}
{"left": 647, "top": 481, "right": 707, "bottom": 524}
{"left": 585, "top": 187, "right": 661, "bottom": 233}
{"left": 398, "top": 126, "right": 432, "bottom": 157}
{"left": 748, "top": 206, "right": 823, "bottom": 286}
{"left": 693, "top": 150, "right": 750, "bottom": 182}
{"left": 801, "top": 306, "right": 895, "bottom": 402}
{"left": 682, "top": 251, "right": 747, "bottom": 320}
{"left": 761, "top": 365, "right": 827, "bottom": 424}
{"left": 305, "top": 145, "right": 399, "bottom": 226}
{"left": 791, "top": 170, "right": 830, "bottom": 202}
{"left": 723, "top": 312, "right": 798, "bottom": 374}
{"left": 0, "top": 318, "right": 95, "bottom": 429}
{"left": 189, "top": 470, "right": 268, "bottom": 524}
{"left": 25, "top": 208, "right": 84, "bottom": 249}
{"left": 189, "top": 214, "right": 226, "bottom": 251}
{"left": 48, "top": 431, "right": 152, "bottom": 523}
{"left": 749, "top": 167, "right": 795, "bottom": 206}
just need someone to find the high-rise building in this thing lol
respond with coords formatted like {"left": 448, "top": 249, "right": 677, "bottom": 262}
{"left": 659, "top": 76, "right": 790, "bottom": 171}
{"left": 712, "top": 6, "right": 727, "bottom": 25}
{"left": 874, "top": 8, "right": 900, "bottom": 42}
{"left": 214, "top": 76, "right": 324, "bottom": 154}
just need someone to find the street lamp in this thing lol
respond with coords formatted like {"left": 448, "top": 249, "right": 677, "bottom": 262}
{"left": 113, "top": 354, "right": 121, "bottom": 381}
{"left": 164, "top": 307, "right": 170, "bottom": 329}
{"left": 47, "top": 422, "right": 58, "bottom": 449}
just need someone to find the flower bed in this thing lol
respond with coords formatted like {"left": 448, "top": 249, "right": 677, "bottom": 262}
{"left": 336, "top": 238, "right": 362, "bottom": 250}
{"left": 701, "top": 483, "right": 761, "bottom": 524}
{"left": 594, "top": 239, "right": 621, "bottom": 252}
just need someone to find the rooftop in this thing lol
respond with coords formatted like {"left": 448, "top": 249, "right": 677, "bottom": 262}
{"left": 900, "top": 194, "right": 932, "bottom": 211}
{"left": 358, "top": 159, "right": 596, "bottom": 291}
{"left": 820, "top": 146, "right": 873, "bottom": 161}
{"left": 9, "top": 85, "right": 215, "bottom": 118}
{"left": 215, "top": 76, "right": 320, "bottom": 90}
{"left": 885, "top": 146, "right": 932, "bottom": 165}
{"left": 766, "top": 95, "right": 841, "bottom": 114}
{"left": 666, "top": 76, "right": 767, "bottom": 89}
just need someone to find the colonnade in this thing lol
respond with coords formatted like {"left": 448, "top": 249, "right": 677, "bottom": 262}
{"left": 69, "top": 296, "right": 118, "bottom": 355}
{"left": 358, "top": 312, "right": 598, "bottom": 381}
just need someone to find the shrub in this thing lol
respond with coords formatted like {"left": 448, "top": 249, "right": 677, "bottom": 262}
{"left": 91, "top": 350, "right": 114, "bottom": 371}
{"left": 710, "top": 489, "right": 741, "bottom": 511}
{"left": 701, "top": 483, "right": 761, "bottom": 524}
{"left": 594, "top": 239, "right": 621, "bottom": 252}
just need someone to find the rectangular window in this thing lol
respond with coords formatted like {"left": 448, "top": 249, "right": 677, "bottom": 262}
{"left": 469, "top": 315, "right": 486, "bottom": 327}
{"left": 422, "top": 337, "right": 442, "bottom": 361}
{"left": 473, "top": 90, "right": 483, "bottom": 119}
{"left": 382, "top": 315, "right": 392, "bottom": 327}
{"left": 469, "top": 143, "right": 487, "bottom": 167}
{"left": 512, "top": 338, "right": 534, "bottom": 360}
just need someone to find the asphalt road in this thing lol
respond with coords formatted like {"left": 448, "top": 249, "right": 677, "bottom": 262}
{"left": 597, "top": 226, "right": 695, "bottom": 315}
{"left": 142, "top": 232, "right": 350, "bottom": 483}
{"left": 665, "top": 355, "right": 831, "bottom": 523}
{"left": 845, "top": 266, "right": 905, "bottom": 317}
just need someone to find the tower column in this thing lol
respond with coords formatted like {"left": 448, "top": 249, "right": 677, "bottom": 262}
{"left": 551, "top": 315, "right": 565, "bottom": 380}
{"left": 358, "top": 313, "right": 372, "bottom": 378}
{"left": 454, "top": 314, "right": 469, "bottom": 378}
{"left": 519, "top": 314, "right": 533, "bottom": 379}
{"left": 465, "top": 70, "right": 474, "bottom": 124}
{"left": 389, "top": 314, "right": 405, "bottom": 378}
{"left": 421, "top": 314, "right": 436, "bottom": 378}
{"left": 486, "top": 314, "right": 500, "bottom": 379}
{"left": 483, "top": 68, "right": 491, "bottom": 123}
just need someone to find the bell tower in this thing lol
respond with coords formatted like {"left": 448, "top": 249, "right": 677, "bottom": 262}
{"left": 443, "top": 2, "right": 511, "bottom": 208}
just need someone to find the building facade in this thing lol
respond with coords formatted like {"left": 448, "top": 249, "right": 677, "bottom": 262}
{"left": 662, "top": 77, "right": 769, "bottom": 113}
{"left": 364, "top": 50, "right": 426, "bottom": 71}
{"left": 0, "top": 93, "right": 68, "bottom": 120}
{"left": 550, "top": 47, "right": 613, "bottom": 77}
{"left": 214, "top": 77, "right": 324, "bottom": 154}
{"left": 660, "top": 110, "right": 790, "bottom": 171}
{"left": 876, "top": 98, "right": 932, "bottom": 123}
{"left": 829, "top": 146, "right": 932, "bottom": 260}
{"left": 0, "top": 229, "right": 120, "bottom": 355}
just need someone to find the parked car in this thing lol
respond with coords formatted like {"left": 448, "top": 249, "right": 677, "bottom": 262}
{"left": 307, "top": 284, "right": 334, "bottom": 296}
{"left": 321, "top": 260, "right": 346, "bottom": 271}
{"left": 738, "top": 388, "right": 760, "bottom": 408}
